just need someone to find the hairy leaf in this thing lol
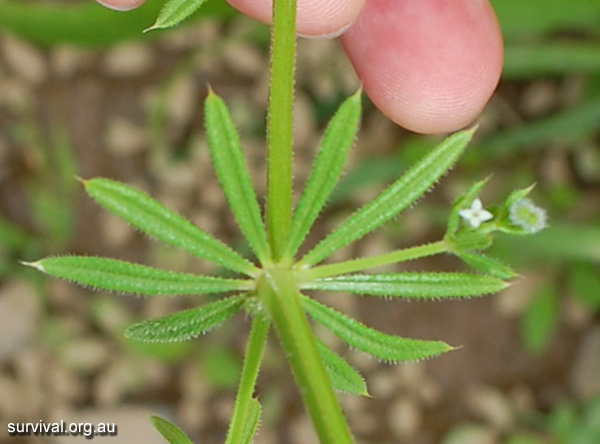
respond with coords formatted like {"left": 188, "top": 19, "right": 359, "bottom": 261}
{"left": 125, "top": 294, "right": 244, "bottom": 342}
{"left": 283, "top": 91, "right": 362, "bottom": 259}
{"left": 457, "top": 252, "right": 517, "bottom": 280}
{"left": 316, "top": 338, "right": 368, "bottom": 396}
{"left": 242, "top": 398, "right": 262, "bottom": 444}
{"left": 300, "top": 128, "right": 475, "bottom": 267}
{"left": 150, "top": 415, "right": 194, "bottom": 444}
{"left": 146, "top": 0, "right": 209, "bottom": 32}
{"left": 205, "top": 91, "right": 271, "bottom": 264}
{"left": 303, "top": 272, "right": 508, "bottom": 299}
{"left": 24, "top": 256, "right": 251, "bottom": 295}
{"left": 83, "top": 178, "right": 257, "bottom": 276}
{"left": 302, "top": 296, "right": 453, "bottom": 362}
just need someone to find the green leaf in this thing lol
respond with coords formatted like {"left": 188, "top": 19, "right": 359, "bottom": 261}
{"left": 456, "top": 252, "right": 517, "bottom": 280}
{"left": 299, "top": 128, "right": 475, "bottom": 267}
{"left": 146, "top": 0, "right": 209, "bottom": 32}
{"left": 125, "top": 294, "right": 244, "bottom": 342}
{"left": 83, "top": 178, "right": 258, "bottom": 276}
{"left": 24, "top": 256, "right": 251, "bottom": 296}
{"left": 150, "top": 415, "right": 194, "bottom": 444}
{"left": 315, "top": 338, "right": 368, "bottom": 396}
{"left": 283, "top": 90, "right": 362, "bottom": 260}
{"left": 241, "top": 398, "right": 262, "bottom": 444}
{"left": 205, "top": 91, "right": 271, "bottom": 264}
{"left": 303, "top": 272, "right": 508, "bottom": 299}
{"left": 521, "top": 283, "right": 559, "bottom": 355}
{"left": 302, "top": 296, "right": 454, "bottom": 362}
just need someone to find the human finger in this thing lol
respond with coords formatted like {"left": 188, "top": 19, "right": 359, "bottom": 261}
{"left": 226, "top": 0, "right": 366, "bottom": 38}
{"left": 341, "top": 0, "right": 504, "bottom": 134}
{"left": 94, "top": 0, "right": 148, "bottom": 11}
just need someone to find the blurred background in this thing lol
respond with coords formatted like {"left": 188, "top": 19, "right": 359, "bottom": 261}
{"left": 0, "top": 0, "right": 599, "bottom": 443}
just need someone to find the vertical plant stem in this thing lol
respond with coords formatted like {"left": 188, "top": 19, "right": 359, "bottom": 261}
{"left": 259, "top": 269, "right": 355, "bottom": 444}
{"left": 225, "top": 314, "right": 270, "bottom": 444}
{"left": 266, "top": 0, "right": 296, "bottom": 260}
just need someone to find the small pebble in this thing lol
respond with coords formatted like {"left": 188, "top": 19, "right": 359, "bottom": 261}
{"left": 60, "top": 338, "right": 111, "bottom": 374}
{"left": 1, "top": 36, "right": 47, "bottom": 84}
{"left": 570, "top": 326, "right": 600, "bottom": 400}
{"left": 0, "top": 281, "right": 39, "bottom": 363}
{"left": 441, "top": 424, "right": 498, "bottom": 444}
{"left": 466, "top": 386, "right": 514, "bottom": 431}
{"left": 289, "top": 415, "right": 320, "bottom": 444}
{"left": 387, "top": 397, "right": 421, "bottom": 440}
{"left": 106, "top": 117, "right": 147, "bottom": 157}
{"left": 103, "top": 43, "right": 154, "bottom": 77}
{"left": 50, "top": 46, "right": 94, "bottom": 78}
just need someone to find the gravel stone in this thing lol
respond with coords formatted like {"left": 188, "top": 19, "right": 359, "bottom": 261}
{"left": 466, "top": 386, "right": 514, "bottom": 431}
{"left": 570, "top": 326, "right": 600, "bottom": 400}
{"left": 441, "top": 424, "right": 498, "bottom": 444}
{"left": 103, "top": 43, "right": 154, "bottom": 77}
{"left": 1, "top": 36, "right": 47, "bottom": 85}
{"left": 388, "top": 397, "right": 422, "bottom": 440}
{"left": 106, "top": 116, "right": 147, "bottom": 157}
{"left": 0, "top": 281, "right": 39, "bottom": 363}
{"left": 51, "top": 46, "right": 94, "bottom": 78}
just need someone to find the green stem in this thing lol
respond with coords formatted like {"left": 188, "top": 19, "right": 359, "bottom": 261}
{"left": 302, "top": 240, "right": 449, "bottom": 280}
{"left": 266, "top": 0, "right": 296, "bottom": 261}
{"left": 225, "top": 315, "right": 270, "bottom": 444}
{"left": 259, "top": 269, "right": 355, "bottom": 444}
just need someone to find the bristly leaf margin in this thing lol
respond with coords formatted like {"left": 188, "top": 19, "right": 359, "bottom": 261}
{"left": 125, "top": 294, "right": 245, "bottom": 342}
{"left": 205, "top": 90, "right": 271, "bottom": 265}
{"left": 302, "top": 296, "right": 454, "bottom": 362}
{"left": 283, "top": 90, "right": 362, "bottom": 261}
{"left": 145, "top": 0, "right": 209, "bottom": 32}
{"left": 83, "top": 178, "right": 258, "bottom": 277}
{"left": 299, "top": 128, "right": 476, "bottom": 267}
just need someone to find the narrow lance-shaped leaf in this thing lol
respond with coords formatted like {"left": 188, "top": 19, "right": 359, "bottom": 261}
{"left": 24, "top": 256, "right": 252, "bottom": 296}
{"left": 146, "top": 0, "right": 209, "bottom": 32}
{"left": 205, "top": 91, "right": 271, "bottom": 264}
{"left": 283, "top": 90, "right": 362, "bottom": 260}
{"left": 125, "top": 294, "right": 245, "bottom": 342}
{"left": 303, "top": 272, "right": 508, "bottom": 299}
{"left": 83, "top": 178, "right": 258, "bottom": 276}
{"left": 302, "top": 296, "right": 453, "bottom": 362}
{"left": 315, "top": 338, "right": 368, "bottom": 396}
{"left": 241, "top": 398, "right": 262, "bottom": 444}
{"left": 457, "top": 252, "right": 517, "bottom": 280}
{"left": 150, "top": 415, "right": 194, "bottom": 444}
{"left": 299, "top": 128, "right": 475, "bottom": 267}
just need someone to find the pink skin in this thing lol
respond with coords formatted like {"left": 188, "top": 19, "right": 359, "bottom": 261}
{"left": 94, "top": 0, "right": 147, "bottom": 11}
{"left": 95, "top": 0, "right": 503, "bottom": 134}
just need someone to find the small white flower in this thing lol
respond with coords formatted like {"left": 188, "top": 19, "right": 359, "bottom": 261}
{"left": 509, "top": 198, "right": 547, "bottom": 233}
{"left": 459, "top": 198, "right": 493, "bottom": 229}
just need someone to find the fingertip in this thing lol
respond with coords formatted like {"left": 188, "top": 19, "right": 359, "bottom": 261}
{"left": 226, "top": 0, "right": 366, "bottom": 38}
{"left": 94, "top": 0, "right": 148, "bottom": 12}
{"left": 341, "top": 0, "right": 503, "bottom": 134}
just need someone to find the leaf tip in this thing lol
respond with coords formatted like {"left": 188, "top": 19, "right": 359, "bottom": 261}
{"left": 143, "top": 24, "right": 160, "bottom": 33}
{"left": 19, "top": 260, "right": 45, "bottom": 273}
